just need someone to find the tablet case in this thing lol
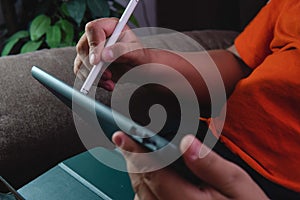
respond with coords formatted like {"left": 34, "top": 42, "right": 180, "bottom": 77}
{"left": 18, "top": 147, "right": 134, "bottom": 200}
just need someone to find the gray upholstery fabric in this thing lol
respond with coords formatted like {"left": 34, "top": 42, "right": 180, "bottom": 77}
{"left": 0, "top": 47, "right": 87, "bottom": 190}
{"left": 0, "top": 30, "right": 239, "bottom": 191}
{"left": 139, "top": 30, "right": 239, "bottom": 52}
{"left": 183, "top": 30, "right": 239, "bottom": 50}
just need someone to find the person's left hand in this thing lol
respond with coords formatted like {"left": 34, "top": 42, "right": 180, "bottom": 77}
{"left": 112, "top": 132, "right": 268, "bottom": 200}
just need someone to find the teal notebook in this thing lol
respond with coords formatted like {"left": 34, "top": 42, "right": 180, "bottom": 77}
{"left": 18, "top": 147, "right": 134, "bottom": 200}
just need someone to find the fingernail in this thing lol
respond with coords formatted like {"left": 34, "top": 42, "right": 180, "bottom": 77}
{"left": 103, "top": 81, "right": 114, "bottom": 91}
{"left": 89, "top": 53, "right": 95, "bottom": 64}
{"left": 180, "top": 135, "right": 199, "bottom": 161}
{"left": 102, "top": 49, "right": 114, "bottom": 61}
{"left": 198, "top": 143, "right": 210, "bottom": 159}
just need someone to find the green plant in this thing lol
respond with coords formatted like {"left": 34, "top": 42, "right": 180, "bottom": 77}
{"left": 1, "top": 0, "right": 138, "bottom": 56}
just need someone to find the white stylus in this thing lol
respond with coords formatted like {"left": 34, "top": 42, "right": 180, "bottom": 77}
{"left": 80, "top": 0, "right": 140, "bottom": 95}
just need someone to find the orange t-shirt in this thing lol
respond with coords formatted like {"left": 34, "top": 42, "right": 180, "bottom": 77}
{"left": 215, "top": 0, "right": 300, "bottom": 192}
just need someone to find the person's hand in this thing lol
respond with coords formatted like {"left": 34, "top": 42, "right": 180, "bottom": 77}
{"left": 73, "top": 18, "right": 205, "bottom": 93}
{"left": 112, "top": 132, "right": 268, "bottom": 200}
{"left": 74, "top": 18, "right": 152, "bottom": 91}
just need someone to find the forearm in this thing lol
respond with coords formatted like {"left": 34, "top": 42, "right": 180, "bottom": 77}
{"left": 142, "top": 48, "right": 251, "bottom": 114}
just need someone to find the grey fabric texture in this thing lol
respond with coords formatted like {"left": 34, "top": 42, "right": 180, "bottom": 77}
{"left": 0, "top": 30, "right": 238, "bottom": 191}
{"left": 0, "top": 47, "right": 87, "bottom": 191}
{"left": 183, "top": 30, "right": 239, "bottom": 50}
{"left": 139, "top": 30, "right": 239, "bottom": 51}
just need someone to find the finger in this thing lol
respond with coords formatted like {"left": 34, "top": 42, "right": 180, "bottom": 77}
{"left": 80, "top": 53, "right": 93, "bottom": 71}
{"left": 180, "top": 135, "right": 265, "bottom": 198}
{"left": 76, "top": 33, "right": 89, "bottom": 62}
{"left": 112, "top": 131, "right": 146, "bottom": 153}
{"left": 74, "top": 54, "right": 83, "bottom": 74}
{"left": 112, "top": 131, "right": 157, "bottom": 173}
{"left": 101, "top": 42, "right": 147, "bottom": 65}
{"left": 129, "top": 174, "right": 158, "bottom": 200}
{"left": 101, "top": 69, "right": 112, "bottom": 80}
{"left": 143, "top": 168, "right": 203, "bottom": 200}
{"left": 134, "top": 183, "right": 159, "bottom": 200}
{"left": 76, "top": 34, "right": 93, "bottom": 71}
{"left": 76, "top": 70, "right": 85, "bottom": 81}
{"left": 85, "top": 18, "right": 131, "bottom": 65}
{"left": 97, "top": 70, "right": 113, "bottom": 90}
{"left": 98, "top": 79, "right": 115, "bottom": 91}
{"left": 82, "top": 64, "right": 91, "bottom": 77}
{"left": 143, "top": 166, "right": 230, "bottom": 200}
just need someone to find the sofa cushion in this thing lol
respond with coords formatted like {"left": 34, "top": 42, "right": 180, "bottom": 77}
{"left": 0, "top": 47, "right": 88, "bottom": 190}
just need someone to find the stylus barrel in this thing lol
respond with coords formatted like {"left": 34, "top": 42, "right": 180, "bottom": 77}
{"left": 80, "top": 0, "right": 139, "bottom": 95}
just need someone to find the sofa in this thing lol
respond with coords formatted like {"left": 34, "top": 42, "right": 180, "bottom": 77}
{"left": 0, "top": 0, "right": 268, "bottom": 193}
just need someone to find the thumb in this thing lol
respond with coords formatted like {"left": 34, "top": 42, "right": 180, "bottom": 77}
{"left": 180, "top": 135, "right": 267, "bottom": 199}
{"left": 180, "top": 134, "right": 236, "bottom": 192}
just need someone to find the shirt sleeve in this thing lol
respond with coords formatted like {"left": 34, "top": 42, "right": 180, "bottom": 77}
{"left": 234, "top": 0, "right": 283, "bottom": 69}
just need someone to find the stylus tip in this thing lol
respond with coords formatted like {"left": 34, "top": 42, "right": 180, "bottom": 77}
{"left": 80, "top": 88, "right": 89, "bottom": 95}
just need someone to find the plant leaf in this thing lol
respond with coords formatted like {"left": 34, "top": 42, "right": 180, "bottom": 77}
{"left": 6, "top": 30, "right": 29, "bottom": 42}
{"left": 60, "top": 2, "right": 70, "bottom": 17}
{"left": 20, "top": 40, "right": 43, "bottom": 54}
{"left": 30, "top": 14, "right": 51, "bottom": 41}
{"left": 129, "top": 15, "right": 139, "bottom": 27}
{"left": 46, "top": 25, "right": 62, "bottom": 48}
{"left": 1, "top": 38, "right": 19, "bottom": 56}
{"left": 113, "top": 2, "right": 139, "bottom": 27}
{"left": 56, "top": 19, "right": 74, "bottom": 45}
{"left": 1, "top": 30, "right": 30, "bottom": 56}
{"left": 66, "top": 0, "right": 86, "bottom": 26}
{"left": 87, "top": 0, "right": 110, "bottom": 18}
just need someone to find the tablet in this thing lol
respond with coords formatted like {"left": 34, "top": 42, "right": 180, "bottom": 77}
{"left": 31, "top": 66, "right": 199, "bottom": 184}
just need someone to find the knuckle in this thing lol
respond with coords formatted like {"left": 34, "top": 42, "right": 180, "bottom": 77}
{"left": 116, "top": 44, "right": 127, "bottom": 57}
{"left": 88, "top": 41, "right": 99, "bottom": 48}
{"left": 76, "top": 43, "right": 83, "bottom": 54}
{"left": 231, "top": 166, "right": 249, "bottom": 181}
{"left": 131, "top": 176, "right": 144, "bottom": 193}
{"left": 76, "top": 42, "right": 87, "bottom": 56}
{"left": 223, "top": 164, "right": 249, "bottom": 188}
{"left": 73, "top": 57, "right": 81, "bottom": 73}
{"left": 85, "top": 20, "right": 96, "bottom": 32}
{"left": 143, "top": 171, "right": 163, "bottom": 192}
{"left": 108, "top": 17, "right": 119, "bottom": 23}
{"left": 143, "top": 171, "right": 155, "bottom": 181}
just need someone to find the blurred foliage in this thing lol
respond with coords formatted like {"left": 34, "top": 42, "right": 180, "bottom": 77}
{"left": 1, "top": 0, "right": 139, "bottom": 56}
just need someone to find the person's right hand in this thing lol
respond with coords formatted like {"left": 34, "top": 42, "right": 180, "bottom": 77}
{"left": 73, "top": 18, "right": 250, "bottom": 109}
{"left": 74, "top": 18, "right": 152, "bottom": 91}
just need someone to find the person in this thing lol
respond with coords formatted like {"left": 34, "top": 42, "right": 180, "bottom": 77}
{"left": 74, "top": 0, "right": 300, "bottom": 199}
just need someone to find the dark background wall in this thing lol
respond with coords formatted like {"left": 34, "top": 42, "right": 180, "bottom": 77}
{"left": 157, "top": 0, "right": 268, "bottom": 32}
{"left": 1, "top": 0, "right": 268, "bottom": 53}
